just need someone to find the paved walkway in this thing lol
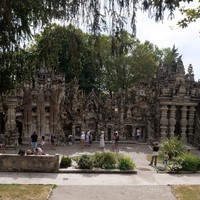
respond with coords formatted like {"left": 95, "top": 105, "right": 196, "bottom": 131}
{"left": 1, "top": 142, "right": 200, "bottom": 200}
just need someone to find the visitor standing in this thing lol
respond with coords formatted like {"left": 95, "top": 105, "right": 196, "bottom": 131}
{"left": 41, "top": 135, "right": 45, "bottom": 148}
{"left": 112, "top": 131, "right": 119, "bottom": 151}
{"left": 31, "top": 131, "right": 38, "bottom": 150}
{"left": 89, "top": 131, "right": 93, "bottom": 146}
{"left": 80, "top": 131, "right": 85, "bottom": 148}
{"left": 163, "top": 151, "right": 169, "bottom": 167}
{"left": 99, "top": 131, "right": 105, "bottom": 149}
{"left": 85, "top": 130, "right": 90, "bottom": 146}
{"left": 135, "top": 127, "right": 141, "bottom": 141}
{"left": 50, "top": 134, "right": 56, "bottom": 150}
{"left": 149, "top": 142, "right": 160, "bottom": 167}
{"left": 68, "top": 135, "right": 73, "bottom": 146}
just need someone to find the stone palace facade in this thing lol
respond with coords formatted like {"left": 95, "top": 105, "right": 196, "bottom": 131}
{"left": 1, "top": 57, "right": 200, "bottom": 146}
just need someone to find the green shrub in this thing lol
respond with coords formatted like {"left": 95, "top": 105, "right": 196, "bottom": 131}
{"left": 77, "top": 155, "right": 93, "bottom": 169}
{"left": 60, "top": 156, "right": 72, "bottom": 168}
{"left": 93, "top": 152, "right": 105, "bottom": 168}
{"left": 93, "top": 152, "right": 117, "bottom": 169}
{"left": 118, "top": 155, "right": 135, "bottom": 170}
{"left": 177, "top": 154, "right": 200, "bottom": 172}
{"left": 160, "top": 137, "right": 186, "bottom": 159}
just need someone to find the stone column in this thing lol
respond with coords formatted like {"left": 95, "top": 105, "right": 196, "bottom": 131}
{"left": 4, "top": 98, "right": 18, "bottom": 145}
{"left": 181, "top": 106, "right": 188, "bottom": 143}
{"left": 188, "top": 106, "right": 195, "bottom": 143}
{"left": 169, "top": 105, "right": 176, "bottom": 138}
{"left": 72, "top": 124, "right": 76, "bottom": 140}
{"left": 160, "top": 105, "right": 168, "bottom": 141}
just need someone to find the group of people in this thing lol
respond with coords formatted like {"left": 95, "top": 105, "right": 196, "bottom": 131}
{"left": 80, "top": 130, "right": 120, "bottom": 151}
{"left": 29, "top": 131, "right": 47, "bottom": 155}
{"left": 100, "top": 130, "right": 120, "bottom": 151}
{"left": 80, "top": 130, "right": 93, "bottom": 148}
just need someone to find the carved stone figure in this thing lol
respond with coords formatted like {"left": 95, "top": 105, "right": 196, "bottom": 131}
{"left": 22, "top": 82, "right": 32, "bottom": 137}
{"left": 36, "top": 83, "right": 45, "bottom": 136}
{"left": 2, "top": 56, "right": 200, "bottom": 147}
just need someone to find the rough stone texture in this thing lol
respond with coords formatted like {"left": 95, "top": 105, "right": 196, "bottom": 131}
{"left": 0, "top": 154, "right": 59, "bottom": 172}
{"left": 1, "top": 57, "right": 200, "bottom": 146}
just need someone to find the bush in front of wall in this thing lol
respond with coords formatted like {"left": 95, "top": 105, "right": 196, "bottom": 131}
{"left": 160, "top": 137, "right": 186, "bottom": 160}
{"left": 77, "top": 154, "right": 93, "bottom": 169}
{"left": 118, "top": 155, "right": 135, "bottom": 170}
{"left": 60, "top": 156, "right": 72, "bottom": 168}
{"left": 177, "top": 154, "right": 200, "bottom": 172}
{"left": 93, "top": 151, "right": 117, "bottom": 169}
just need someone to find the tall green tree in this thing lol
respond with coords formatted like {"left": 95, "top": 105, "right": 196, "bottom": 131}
{"left": 0, "top": 0, "right": 196, "bottom": 94}
{"left": 32, "top": 24, "right": 100, "bottom": 93}
{"left": 161, "top": 45, "right": 179, "bottom": 71}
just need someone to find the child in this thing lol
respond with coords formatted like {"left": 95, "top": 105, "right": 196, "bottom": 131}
{"left": 163, "top": 152, "right": 169, "bottom": 166}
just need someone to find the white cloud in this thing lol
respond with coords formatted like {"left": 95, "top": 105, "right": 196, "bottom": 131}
{"left": 136, "top": 8, "right": 200, "bottom": 80}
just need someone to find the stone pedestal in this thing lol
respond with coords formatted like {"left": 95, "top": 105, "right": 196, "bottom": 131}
{"left": 169, "top": 105, "right": 176, "bottom": 137}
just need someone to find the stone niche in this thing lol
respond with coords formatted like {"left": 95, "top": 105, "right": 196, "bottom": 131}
{"left": 1, "top": 58, "right": 200, "bottom": 145}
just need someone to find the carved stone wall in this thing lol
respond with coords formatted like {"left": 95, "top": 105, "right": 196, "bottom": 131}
{"left": 1, "top": 57, "right": 200, "bottom": 145}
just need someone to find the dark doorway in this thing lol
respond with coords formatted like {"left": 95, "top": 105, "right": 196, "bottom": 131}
{"left": 16, "top": 120, "right": 23, "bottom": 145}
{"left": 125, "top": 125, "right": 133, "bottom": 140}
{"left": 63, "top": 123, "right": 72, "bottom": 136}
{"left": 0, "top": 113, "right": 5, "bottom": 134}
{"left": 107, "top": 128, "right": 112, "bottom": 141}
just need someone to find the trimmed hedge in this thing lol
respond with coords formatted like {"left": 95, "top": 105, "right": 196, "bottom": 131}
{"left": 168, "top": 153, "right": 200, "bottom": 172}
{"left": 76, "top": 152, "right": 135, "bottom": 170}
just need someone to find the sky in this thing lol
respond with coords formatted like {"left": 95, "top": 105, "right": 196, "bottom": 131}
{"left": 135, "top": 5, "right": 200, "bottom": 81}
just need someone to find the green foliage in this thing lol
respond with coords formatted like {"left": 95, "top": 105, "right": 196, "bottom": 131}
{"left": 161, "top": 45, "right": 179, "bottom": 72}
{"left": 60, "top": 156, "right": 72, "bottom": 168}
{"left": 77, "top": 155, "right": 93, "bottom": 169}
{"left": 178, "top": 7, "right": 200, "bottom": 28}
{"left": 168, "top": 162, "right": 183, "bottom": 172}
{"left": 176, "top": 154, "right": 200, "bottom": 172}
{"left": 160, "top": 137, "right": 186, "bottom": 159}
{"left": 118, "top": 155, "right": 135, "bottom": 170}
{"left": 76, "top": 152, "right": 136, "bottom": 170}
{"left": 93, "top": 152, "right": 117, "bottom": 169}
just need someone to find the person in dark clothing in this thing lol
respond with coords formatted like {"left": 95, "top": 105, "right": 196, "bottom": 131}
{"left": 51, "top": 134, "right": 56, "bottom": 150}
{"left": 149, "top": 142, "right": 160, "bottom": 167}
{"left": 31, "top": 131, "right": 38, "bottom": 149}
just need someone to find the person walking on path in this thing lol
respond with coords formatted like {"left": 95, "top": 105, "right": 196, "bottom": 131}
{"left": 99, "top": 131, "right": 105, "bottom": 149}
{"left": 149, "top": 142, "right": 160, "bottom": 167}
{"left": 31, "top": 131, "right": 38, "bottom": 150}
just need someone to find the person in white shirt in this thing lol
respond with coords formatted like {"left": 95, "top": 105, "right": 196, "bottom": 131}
{"left": 80, "top": 131, "right": 85, "bottom": 148}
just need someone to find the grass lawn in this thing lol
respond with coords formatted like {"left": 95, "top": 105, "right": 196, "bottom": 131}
{"left": 171, "top": 185, "right": 200, "bottom": 200}
{"left": 0, "top": 184, "right": 55, "bottom": 200}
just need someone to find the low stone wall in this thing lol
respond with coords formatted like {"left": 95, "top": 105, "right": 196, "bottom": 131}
{"left": 0, "top": 154, "right": 59, "bottom": 173}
